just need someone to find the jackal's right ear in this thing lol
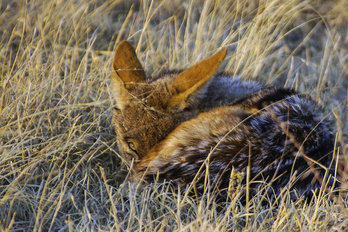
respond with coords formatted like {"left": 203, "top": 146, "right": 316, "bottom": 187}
{"left": 111, "top": 41, "right": 147, "bottom": 109}
{"left": 169, "top": 48, "right": 227, "bottom": 108}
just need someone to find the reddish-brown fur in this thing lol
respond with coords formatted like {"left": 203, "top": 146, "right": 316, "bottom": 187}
{"left": 111, "top": 41, "right": 228, "bottom": 163}
{"left": 110, "top": 41, "right": 336, "bottom": 198}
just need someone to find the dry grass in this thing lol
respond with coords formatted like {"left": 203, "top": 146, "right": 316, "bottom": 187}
{"left": 0, "top": 0, "right": 347, "bottom": 231}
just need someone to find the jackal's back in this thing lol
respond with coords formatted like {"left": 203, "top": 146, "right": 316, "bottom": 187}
{"left": 134, "top": 88, "right": 335, "bottom": 197}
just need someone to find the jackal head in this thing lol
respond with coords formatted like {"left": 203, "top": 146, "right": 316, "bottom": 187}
{"left": 110, "top": 41, "right": 226, "bottom": 164}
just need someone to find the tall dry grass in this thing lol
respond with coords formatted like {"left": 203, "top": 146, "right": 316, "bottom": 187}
{"left": 0, "top": 0, "right": 347, "bottom": 231}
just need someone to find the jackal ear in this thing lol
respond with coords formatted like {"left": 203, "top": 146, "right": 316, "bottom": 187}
{"left": 111, "top": 41, "right": 147, "bottom": 109}
{"left": 169, "top": 48, "right": 227, "bottom": 108}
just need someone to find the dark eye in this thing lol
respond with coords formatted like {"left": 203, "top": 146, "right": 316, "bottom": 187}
{"left": 128, "top": 141, "right": 136, "bottom": 151}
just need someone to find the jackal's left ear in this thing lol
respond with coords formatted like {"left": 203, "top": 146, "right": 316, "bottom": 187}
{"left": 112, "top": 41, "right": 146, "bottom": 88}
{"left": 111, "top": 41, "right": 147, "bottom": 109}
{"left": 169, "top": 48, "right": 227, "bottom": 108}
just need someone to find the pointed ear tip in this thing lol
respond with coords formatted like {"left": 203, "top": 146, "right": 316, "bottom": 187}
{"left": 118, "top": 40, "right": 132, "bottom": 47}
{"left": 211, "top": 48, "right": 227, "bottom": 64}
{"left": 113, "top": 40, "right": 135, "bottom": 69}
{"left": 219, "top": 48, "right": 227, "bottom": 57}
{"left": 115, "top": 40, "right": 133, "bottom": 53}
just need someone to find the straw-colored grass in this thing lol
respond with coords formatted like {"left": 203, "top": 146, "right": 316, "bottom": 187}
{"left": 0, "top": 0, "right": 347, "bottom": 231}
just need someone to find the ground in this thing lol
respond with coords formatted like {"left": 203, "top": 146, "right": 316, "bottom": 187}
{"left": 0, "top": 0, "right": 347, "bottom": 231}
